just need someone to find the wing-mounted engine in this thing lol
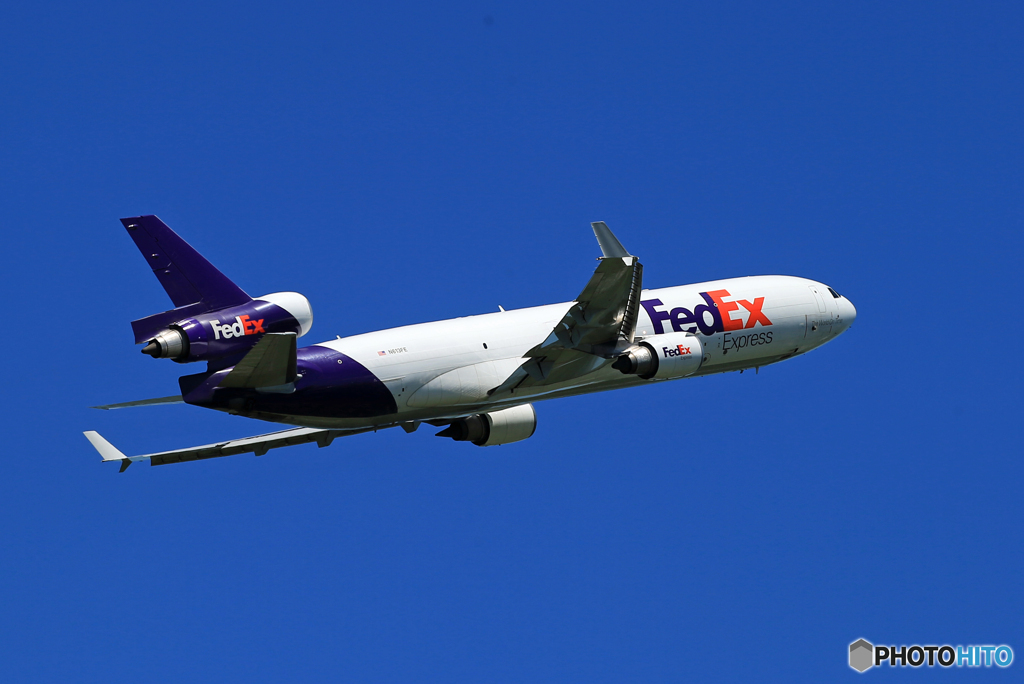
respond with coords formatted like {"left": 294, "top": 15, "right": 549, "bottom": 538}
{"left": 142, "top": 292, "right": 313, "bottom": 363}
{"left": 612, "top": 332, "right": 704, "bottom": 380}
{"left": 435, "top": 404, "right": 537, "bottom": 446}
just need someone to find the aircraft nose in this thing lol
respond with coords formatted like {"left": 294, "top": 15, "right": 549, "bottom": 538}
{"left": 838, "top": 295, "right": 857, "bottom": 330}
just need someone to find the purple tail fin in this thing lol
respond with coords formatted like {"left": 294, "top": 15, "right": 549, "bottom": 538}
{"left": 121, "top": 216, "right": 252, "bottom": 343}
{"left": 121, "top": 216, "right": 250, "bottom": 308}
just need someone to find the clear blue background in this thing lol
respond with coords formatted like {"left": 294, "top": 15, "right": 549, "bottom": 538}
{"left": 1, "top": 2, "right": 1020, "bottom": 681}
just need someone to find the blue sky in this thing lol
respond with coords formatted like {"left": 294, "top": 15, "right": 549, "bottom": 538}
{"left": 1, "top": 2, "right": 1021, "bottom": 681}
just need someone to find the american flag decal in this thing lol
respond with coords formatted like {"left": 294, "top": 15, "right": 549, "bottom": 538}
{"left": 378, "top": 350, "right": 387, "bottom": 356}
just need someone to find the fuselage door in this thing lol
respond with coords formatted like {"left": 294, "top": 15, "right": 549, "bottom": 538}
{"left": 807, "top": 285, "right": 834, "bottom": 337}
{"left": 809, "top": 285, "right": 827, "bottom": 314}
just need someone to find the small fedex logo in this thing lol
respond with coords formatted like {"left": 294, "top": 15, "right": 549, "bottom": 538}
{"left": 211, "top": 315, "right": 265, "bottom": 340}
{"left": 642, "top": 290, "right": 771, "bottom": 336}
{"left": 663, "top": 344, "right": 692, "bottom": 357}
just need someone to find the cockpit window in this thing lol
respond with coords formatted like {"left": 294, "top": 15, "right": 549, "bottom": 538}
{"left": 827, "top": 287, "right": 841, "bottom": 299}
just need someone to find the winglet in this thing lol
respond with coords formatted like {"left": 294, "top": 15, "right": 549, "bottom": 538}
{"left": 83, "top": 431, "right": 133, "bottom": 472}
{"left": 591, "top": 222, "right": 632, "bottom": 258}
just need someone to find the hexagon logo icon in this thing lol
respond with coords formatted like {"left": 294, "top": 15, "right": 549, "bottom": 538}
{"left": 849, "top": 639, "right": 874, "bottom": 672}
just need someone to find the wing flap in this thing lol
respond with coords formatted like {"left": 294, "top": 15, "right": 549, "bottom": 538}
{"left": 148, "top": 427, "right": 335, "bottom": 465}
{"left": 552, "top": 255, "right": 643, "bottom": 350}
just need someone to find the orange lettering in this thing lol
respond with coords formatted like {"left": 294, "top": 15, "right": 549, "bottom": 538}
{"left": 739, "top": 298, "right": 771, "bottom": 328}
{"left": 706, "top": 289, "right": 743, "bottom": 331}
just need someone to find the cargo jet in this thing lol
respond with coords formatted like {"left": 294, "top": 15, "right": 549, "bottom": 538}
{"left": 85, "top": 216, "right": 856, "bottom": 470}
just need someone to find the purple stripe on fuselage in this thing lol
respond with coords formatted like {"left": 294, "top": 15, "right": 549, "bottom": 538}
{"left": 180, "top": 345, "right": 397, "bottom": 419}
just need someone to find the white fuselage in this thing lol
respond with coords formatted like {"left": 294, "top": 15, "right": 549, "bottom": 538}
{"left": 281, "top": 275, "right": 855, "bottom": 428}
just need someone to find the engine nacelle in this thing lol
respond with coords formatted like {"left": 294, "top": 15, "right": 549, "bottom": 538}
{"left": 612, "top": 332, "right": 703, "bottom": 380}
{"left": 435, "top": 404, "right": 537, "bottom": 447}
{"left": 141, "top": 292, "right": 313, "bottom": 363}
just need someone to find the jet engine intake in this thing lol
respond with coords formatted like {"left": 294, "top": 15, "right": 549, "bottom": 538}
{"left": 436, "top": 404, "right": 537, "bottom": 446}
{"left": 612, "top": 332, "right": 703, "bottom": 380}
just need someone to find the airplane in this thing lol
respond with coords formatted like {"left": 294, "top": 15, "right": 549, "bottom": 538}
{"left": 84, "top": 216, "right": 856, "bottom": 471}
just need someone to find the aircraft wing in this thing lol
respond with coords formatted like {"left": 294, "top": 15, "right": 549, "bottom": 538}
{"left": 491, "top": 222, "right": 643, "bottom": 394}
{"left": 83, "top": 426, "right": 373, "bottom": 472}
{"left": 91, "top": 395, "right": 184, "bottom": 410}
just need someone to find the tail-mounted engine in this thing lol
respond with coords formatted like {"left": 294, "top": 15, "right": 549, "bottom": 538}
{"left": 612, "top": 332, "right": 704, "bottom": 380}
{"left": 436, "top": 404, "right": 537, "bottom": 446}
{"left": 141, "top": 292, "right": 313, "bottom": 363}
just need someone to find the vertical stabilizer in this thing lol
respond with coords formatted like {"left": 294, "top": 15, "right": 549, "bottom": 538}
{"left": 121, "top": 216, "right": 252, "bottom": 310}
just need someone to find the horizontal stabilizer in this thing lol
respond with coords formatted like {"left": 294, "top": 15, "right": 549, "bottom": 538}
{"left": 91, "top": 395, "right": 183, "bottom": 410}
{"left": 83, "top": 426, "right": 375, "bottom": 470}
{"left": 218, "top": 332, "right": 297, "bottom": 389}
{"left": 131, "top": 302, "right": 213, "bottom": 345}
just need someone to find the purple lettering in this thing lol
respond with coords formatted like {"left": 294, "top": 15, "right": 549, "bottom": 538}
{"left": 641, "top": 299, "right": 672, "bottom": 335}
{"left": 695, "top": 292, "right": 724, "bottom": 336}
{"left": 670, "top": 307, "right": 697, "bottom": 333}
